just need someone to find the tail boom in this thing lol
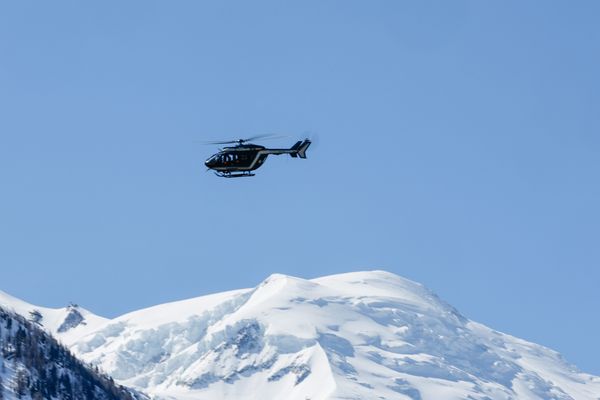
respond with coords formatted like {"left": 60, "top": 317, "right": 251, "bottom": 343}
{"left": 264, "top": 139, "right": 312, "bottom": 158}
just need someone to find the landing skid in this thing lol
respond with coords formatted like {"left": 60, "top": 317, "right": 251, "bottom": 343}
{"left": 215, "top": 171, "right": 255, "bottom": 178}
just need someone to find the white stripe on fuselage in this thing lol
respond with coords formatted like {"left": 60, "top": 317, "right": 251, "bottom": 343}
{"left": 213, "top": 149, "right": 294, "bottom": 172}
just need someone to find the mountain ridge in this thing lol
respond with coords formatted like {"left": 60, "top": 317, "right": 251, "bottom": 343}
{"left": 2, "top": 271, "right": 600, "bottom": 399}
{"left": 0, "top": 289, "right": 107, "bottom": 343}
{"left": 0, "top": 305, "right": 143, "bottom": 400}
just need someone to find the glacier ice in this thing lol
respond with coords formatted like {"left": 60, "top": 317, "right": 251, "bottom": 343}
{"left": 3, "top": 271, "right": 600, "bottom": 400}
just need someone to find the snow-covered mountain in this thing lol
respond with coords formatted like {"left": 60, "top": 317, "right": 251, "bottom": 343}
{"left": 3, "top": 271, "right": 600, "bottom": 399}
{"left": 0, "top": 306, "right": 142, "bottom": 400}
{"left": 0, "top": 290, "right": 107, "bottom": 344}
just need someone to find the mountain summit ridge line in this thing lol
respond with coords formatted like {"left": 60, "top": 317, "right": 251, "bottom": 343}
{"left": 2, "top": 270, "right": 599, "bottom": 400}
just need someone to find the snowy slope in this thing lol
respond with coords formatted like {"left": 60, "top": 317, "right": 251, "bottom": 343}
{"left": 0, "top": 289, "right": 108, "bottom": 344}
{"left": 47, "top": 271, "right": 600, "bottom": 400}
{"left": 0, "top": 306, "right": 141, "bottom": 400}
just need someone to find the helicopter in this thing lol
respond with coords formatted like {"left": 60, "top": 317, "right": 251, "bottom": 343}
{"left": 204, "top": 135, "right": 311, "bottom": 178}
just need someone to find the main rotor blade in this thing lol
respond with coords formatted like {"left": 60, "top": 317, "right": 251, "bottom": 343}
{"left": 199, "top": 139, "right": 240, "bottom": 145}
{"left": 242, "top": 133, "right": 289, "bottom": 142}
{"left": 197, "top": 133, "right": 290, "bottom": 145}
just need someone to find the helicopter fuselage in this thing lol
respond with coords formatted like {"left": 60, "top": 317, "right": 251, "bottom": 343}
{"left": 204, "top": 140, "right": 310, "bottom": 178}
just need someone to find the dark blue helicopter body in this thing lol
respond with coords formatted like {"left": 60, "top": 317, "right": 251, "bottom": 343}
{"left": 204, "top": 139, "right": 311, "bottom": 178}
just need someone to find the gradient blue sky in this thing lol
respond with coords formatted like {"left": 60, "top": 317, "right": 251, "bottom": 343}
{"left": 1, "top": 1, "right": 599, "bottom": 374}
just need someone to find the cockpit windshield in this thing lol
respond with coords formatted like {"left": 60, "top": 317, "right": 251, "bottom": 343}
{"left": 206, "top": 152, "right": 239, "bottom": 166}
{"left": 206, "top": 154, "right": 220, "bottom": 164}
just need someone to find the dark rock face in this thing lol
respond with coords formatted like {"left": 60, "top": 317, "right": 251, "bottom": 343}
{"left": 29, "top": 309, "right": 43, "bottom": 325}
{"left": 57, "top": 307, "right": 86, "bottom": 333}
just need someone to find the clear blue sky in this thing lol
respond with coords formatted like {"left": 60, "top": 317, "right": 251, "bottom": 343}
{"left": 1, "top": 1, "right": 599, "bottom": 374}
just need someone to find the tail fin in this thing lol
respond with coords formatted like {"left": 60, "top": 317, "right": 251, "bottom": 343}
{"left": 289, "top": 139, "right": 311, "bottom": 158}
{"left": 289, "top": 141, "right": 302, "bottom": 158}
{"left": 297, "top": 139, "right": 311, "bottom": 159}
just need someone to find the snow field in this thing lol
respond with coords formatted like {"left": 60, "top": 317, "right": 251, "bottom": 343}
{"left": 3, "top": 271, "right": 600, "bottom": 399}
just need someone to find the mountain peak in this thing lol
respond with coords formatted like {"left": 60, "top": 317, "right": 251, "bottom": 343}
{"left": 0, "top": 288, "right": 108, "bottom": 343}
{"left": 58, "top": 270, "right": 600, "bottom": 399}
